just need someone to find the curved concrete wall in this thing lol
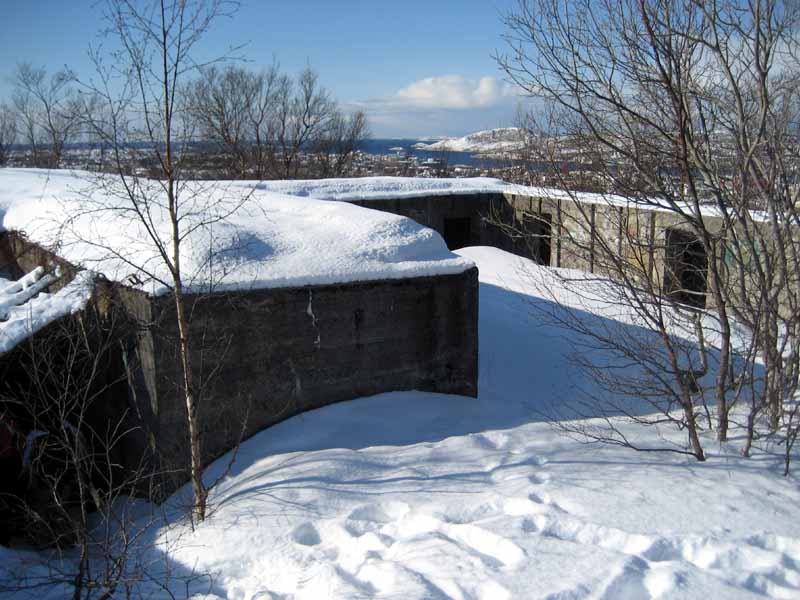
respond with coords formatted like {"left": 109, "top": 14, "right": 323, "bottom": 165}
{"left": 122, "top": 268, "right": 479, "bottom": 493}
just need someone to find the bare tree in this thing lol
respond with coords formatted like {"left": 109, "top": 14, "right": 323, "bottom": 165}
{"left": 77, "top": 0, "right": 246, "bottom": 522}
{"left": 11, "top": 63, "right": 82, "bottom": 168}
{"left": 308, "top": 108, "right": 368, "bottom": 178}
{"left": 187, "top": 63, "right": 285, "bottom": 179}
{"left": 0, "top": 103, "right": 16, "bottom": 165}
{"left": 497, "top": 0, "right": 800, "bottom": 466}
{"left": 272, "top": 66, "right": 336, "bottom": 179}
{"left": 187, "top": 63, "right": 367, "bottom": 179}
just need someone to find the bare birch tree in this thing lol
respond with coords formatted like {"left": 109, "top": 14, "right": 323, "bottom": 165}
{"left": 76, "top": 0, "right": 244, "bottom": 522}
{"left": 497, "top": 0, "right": 800, "bottom": 467}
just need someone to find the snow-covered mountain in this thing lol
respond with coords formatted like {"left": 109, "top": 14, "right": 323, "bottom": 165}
{"left": 413, "top": 127, "right": 526, "bottom": 153}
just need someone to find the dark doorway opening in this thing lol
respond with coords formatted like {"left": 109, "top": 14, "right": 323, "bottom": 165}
{"left": 516, "top": 213, "right": 552, "bottom": 266}
{"left": 664, "top": 228, "right": 707, "bottom": 308}
{"left": 443, "top": 217, "right": 473, "bottom": 250}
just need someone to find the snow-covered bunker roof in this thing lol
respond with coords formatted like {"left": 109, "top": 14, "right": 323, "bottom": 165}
{"left": 0, "top": 267, "right": 94, "bottom": 354}
{"left": 257, "top": 175, "right": 742, "bottom": 220}
{"left": 0, "top": 169, "right": 475, "bottom": 297}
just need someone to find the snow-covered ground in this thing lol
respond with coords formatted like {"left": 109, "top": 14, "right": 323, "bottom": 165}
{"left": 5, "top": 247, "right": 798, "bottom": 600}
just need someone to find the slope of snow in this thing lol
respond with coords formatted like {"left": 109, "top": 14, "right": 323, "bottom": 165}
{"left": 151, "top": 248, "right": 800, "bottom": 599}
{"left": 6, "top": 246, "right": 797, "bottom": 600}
{"left": 413, "top": 127, "right": 526, "bottom": 153}
{"left": 0, "top": 268, "right": 94, "bottom": 355}
{"left": 0, "top": 169, "right": 473, "bottom": 296}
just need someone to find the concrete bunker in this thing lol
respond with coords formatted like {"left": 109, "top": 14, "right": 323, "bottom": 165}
{"left": 0, "top": 170, "right": 481, "bottom": 499}
{"left": 342, "top": 191, "right": 556, "bottom": 267}
{"left": 0, "top": 234, "right": 479, "bottom": 498}
{"left": 124, "top": 268, "right": 478, "bottom": 493}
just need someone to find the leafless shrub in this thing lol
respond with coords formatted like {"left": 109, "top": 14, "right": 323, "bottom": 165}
{"left": 11, "top": 63, "right": 82, "bottom": 168}
{"left": 497, "top": 0, "right": 800, "bottom": 468}
{"left": 0, "top": 290, "right": 167, "bottom": 597}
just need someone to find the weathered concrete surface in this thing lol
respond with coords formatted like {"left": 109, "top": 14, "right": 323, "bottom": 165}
{"left": 354, "top": 191, "right": 722, "bottom": 309}
{"left": 0, "top": 232, "right": 148, "bottom": 493}
{"left": 127, "top": 268, "right": 479, "bottom": 493}
{"left": 350, "top": 195, "right": 492, "bottom": 251}
{"left": 373, "top": 189, "right": 792, "bottom": 314}
{"left": 349, "top": 194, "right": 550, "bottom": 265}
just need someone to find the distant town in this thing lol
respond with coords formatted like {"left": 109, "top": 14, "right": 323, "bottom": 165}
{"left": 0, "top": 126, "right": 617, "bottom": 192}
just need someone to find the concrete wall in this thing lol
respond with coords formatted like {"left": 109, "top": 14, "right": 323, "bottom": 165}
{"left": 504, "top": 194, "right": 725, "bottom": 309}
{"left": 349, "top": 194, "right": 547, "bottom": 264}
{"left": 0, "top": 232, "right": 148, "bottom": 492}
{"left": 366, "top": 190, "right": 790, "bottom": 314}
{"left": 125, "top": 268, "right": 479, "bottom": 493}
{"left": 360, "top": 192, "right": 726, "bottom": 308}
{"left": 350, "top": 195, "right": 491, "bottom": 250}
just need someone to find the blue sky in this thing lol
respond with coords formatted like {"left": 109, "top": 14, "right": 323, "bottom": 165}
{"left": 0, "top": 0, "right": 527, "bottom": 138}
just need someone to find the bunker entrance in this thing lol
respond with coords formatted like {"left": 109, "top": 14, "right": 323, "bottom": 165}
{"left": 516, "top": 213, "right": 552, "bottom": 266}
{"left": 443, "top": 217, "right": 473, "bottom": 250}
{"left": 664, "top": 228, "right": 707, "bottom": 308}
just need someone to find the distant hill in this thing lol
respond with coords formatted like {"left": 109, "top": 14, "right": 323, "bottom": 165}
{"left": 412, "top": 128, "right": 526, "bottom": 154}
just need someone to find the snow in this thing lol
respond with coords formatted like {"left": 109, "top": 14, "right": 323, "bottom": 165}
{"left": 412, "top": 127, "right": 526, "bottom": 153}
{"left": 255, "top": 175, "right": 516, "bottom": 201}
{"left": 257, "top": 174, "right": 627, "bottom": 208}
{"left": 0, "top": 267, "right": 94, "bottom": 355}
{"left": 255, "top": 174, "right": 747, "bottom": 221}
{"left": 5, "top": 246, "right": 799, "bottom": 599}
{"left": 0, "top": 169, "right": 474, "bottom": 296}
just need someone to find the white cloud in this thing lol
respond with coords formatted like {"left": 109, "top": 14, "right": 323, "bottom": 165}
{"left": 395, "top": 75, "right": 511, "bottom": 110}
{"left": 349, "top": 74, "right": 527, "bottom": 137}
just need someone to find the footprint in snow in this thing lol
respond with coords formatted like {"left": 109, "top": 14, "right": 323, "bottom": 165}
{"left": 530, "top": 472, "right": 551, "bottom": 485}
{"left": 290, "top": 522, "right": 321, "bottom": 546}
{"left": 343, "top": 501, "right": 410, "bottom": 537}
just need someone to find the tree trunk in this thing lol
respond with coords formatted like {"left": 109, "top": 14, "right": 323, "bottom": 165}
{"left": 685, "top": 408, "right": 706, "bottom": 461}
{"left": 174, "top": 286, "right": 207, "bottom": 522}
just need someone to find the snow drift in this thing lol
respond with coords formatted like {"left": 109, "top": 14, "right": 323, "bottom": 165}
{"left": 0, "top": 169, "right": 474, "bottom": 296}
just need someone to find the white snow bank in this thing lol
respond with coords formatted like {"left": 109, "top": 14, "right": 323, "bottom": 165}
{"left": 3, "top": 247, "right": 800, "bottom": 599}
{"left": 0, "top": 169, "right": 474, "bottom": 296}
{"left": 0, "top": 268, "right": 94, "bottom": 354}
{"left": 147, "top": 248, "right": 798, "bottom": 599}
